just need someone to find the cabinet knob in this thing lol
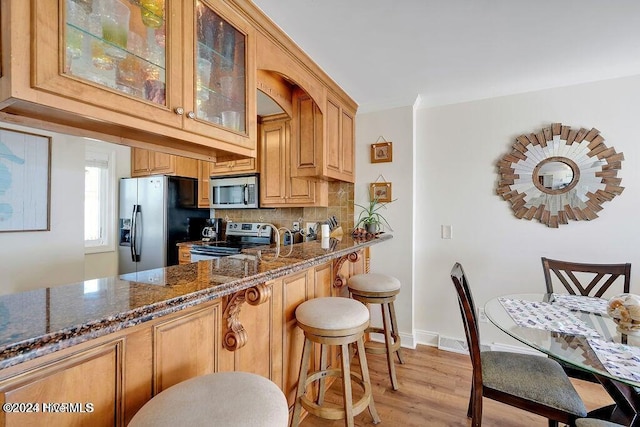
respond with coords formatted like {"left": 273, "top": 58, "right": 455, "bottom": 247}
{"left": 187, "top": 111, "right": 196, "bottom": 119}
{"left": 174, "top": 107, "right": 184, "bottom": 115}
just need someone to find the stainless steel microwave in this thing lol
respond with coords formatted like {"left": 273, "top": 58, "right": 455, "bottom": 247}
{"left": 210, "top": 174, "right": 259, "bottom": 209}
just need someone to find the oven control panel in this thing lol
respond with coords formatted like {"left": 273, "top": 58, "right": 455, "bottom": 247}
{"left": 225, "top": 222, "right": 273, "bottom": 237}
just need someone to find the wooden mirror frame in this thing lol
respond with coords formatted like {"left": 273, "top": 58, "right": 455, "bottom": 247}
{"left": 496, "top": 123, "right": 624, "bottom": 228}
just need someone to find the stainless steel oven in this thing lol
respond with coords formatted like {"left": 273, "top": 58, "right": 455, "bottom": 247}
{"left": 189, "top": 222, "right": 272, "bottom": 262}
{"left": 210, "top": 174, "right": 258, "bottom": 209}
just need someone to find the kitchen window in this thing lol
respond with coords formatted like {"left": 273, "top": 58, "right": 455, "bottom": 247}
{"left": 85, "top": 144, "right": 115, "bottom": 253}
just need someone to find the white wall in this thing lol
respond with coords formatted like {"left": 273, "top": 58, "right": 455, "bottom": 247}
{"left": 356, "top": 106, "right": 415, "bottom": 345}
{"left": 415, "top": 74, "right": 640, "bottom": 346}
{"left": 0, "top": 122, "right": 130, "bottom": 294}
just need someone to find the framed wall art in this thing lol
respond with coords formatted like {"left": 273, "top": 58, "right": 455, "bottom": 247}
{"left": 371, "top": 141, "right": 393, "bottom": 163}
{"left": 0, "top": 128, "right": 51, "bottom": 232}
{"left": 370, "top": 182, "right": 392, "bottom": 203}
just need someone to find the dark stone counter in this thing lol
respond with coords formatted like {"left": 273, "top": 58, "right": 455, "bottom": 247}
{"left": 0, "top": 234, "right": 391, "bottom": 369}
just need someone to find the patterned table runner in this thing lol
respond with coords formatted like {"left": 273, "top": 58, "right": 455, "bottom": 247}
{"left": 499, "top": 298, "right": 600, "bottom": 338}
{"left": 550, "top": 293, "right": 608, "bottom": 316}
{"left": 588, "top": 338, "right": 640, "bottom": 383}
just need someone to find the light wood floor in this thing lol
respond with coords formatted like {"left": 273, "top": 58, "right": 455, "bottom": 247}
{"left": 300, "top": 344, "right": 614, "bottom": 427}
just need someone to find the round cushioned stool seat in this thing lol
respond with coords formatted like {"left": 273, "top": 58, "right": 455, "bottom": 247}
{"left": 348, "top": 273, "right": 401, "bottom": 294}
{"left": 296, "top": 297, "right": 369, "bottom": 334}
{"left": 128, "top": 372, "right": 288, "bottom": 427}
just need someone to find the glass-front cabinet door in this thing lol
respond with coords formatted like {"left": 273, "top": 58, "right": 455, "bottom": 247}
{"left": 63, "top": 0, "right": 167, "bottom": 105}
{"left": 32, "top": 0, "right": 256, "bottom": 148}
{"left": 32, "top": 0, "right": 182, "bottom": 128}
{"left": 194, "top": 1, "right": 245, "bottom": 132}
{"left": 182, "top": 0, "right": 256, "bottom": 146}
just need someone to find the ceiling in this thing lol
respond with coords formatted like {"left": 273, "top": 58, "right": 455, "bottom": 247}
{"left": 252, "top": 0, "right": 640, "bottom": 113}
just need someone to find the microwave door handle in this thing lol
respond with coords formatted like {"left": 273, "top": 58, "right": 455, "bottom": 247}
{"left": 243, "top": 184, "right": 248, "bottom": 205}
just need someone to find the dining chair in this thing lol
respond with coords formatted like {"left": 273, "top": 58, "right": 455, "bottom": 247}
{"left": 541, "top": 257, "right": 631, "bottom": 297}
{"left": 450, "top": 262, "right": 587, "bottom": 427}
{"left": 541, "top": 257, "right": 631, "bottom": 382}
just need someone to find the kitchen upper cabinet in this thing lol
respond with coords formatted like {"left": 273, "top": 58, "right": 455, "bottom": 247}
{"left": 198, "top": 160, "right": 212, "bottom": 208}
{"left": 209, "top": 157, "right": 257, "bottom": 176}
{"left": 131, "top": 148, "right": 198, "bottom": 178}
{"left": 325, "top": 92, "right": 355, "bottom": 182}
{"left": 260, "top": 116, "right": 327, "bottom": 207}
{"left": 290, "top": 88, "right": 355, "bottom": 183}
{"left": 1, "top": 0, "right": 256, "bottom": 159}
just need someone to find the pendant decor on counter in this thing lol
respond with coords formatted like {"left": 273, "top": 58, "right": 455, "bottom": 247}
{"left": 496, "top": 123, "right": 624, "bottom": 228}
{"left": 371, "top": 136, "right": 393, "bottom": 163}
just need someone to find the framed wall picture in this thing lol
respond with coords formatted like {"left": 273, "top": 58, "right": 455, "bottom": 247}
{"left": 371, "top": 142, "right": 393, "bottom": 163}
{"left": 0, "top": 128, "right": 51, "bottom": 232}
{"left": 370, "top": 182, "right": 392, "bottom": 203}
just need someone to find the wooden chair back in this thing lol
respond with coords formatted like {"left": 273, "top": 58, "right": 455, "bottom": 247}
{"left": 541, "top": 257, "right": 631, "bottom": 297}
{"left": 450, "top": 263, "right": 483, "bottom": 398}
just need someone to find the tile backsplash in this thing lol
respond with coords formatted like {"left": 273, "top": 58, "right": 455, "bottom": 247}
{"left": 216, "top": 181, "right": 354, "bottom": 233}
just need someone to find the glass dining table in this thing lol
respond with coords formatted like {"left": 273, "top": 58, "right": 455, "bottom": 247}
{"left": 485, "top": 293, "right": 640, "bottom": 426}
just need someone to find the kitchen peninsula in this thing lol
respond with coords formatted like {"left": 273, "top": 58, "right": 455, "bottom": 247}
{"left": 0, "top": 235, "right": 390, "bottom": 426}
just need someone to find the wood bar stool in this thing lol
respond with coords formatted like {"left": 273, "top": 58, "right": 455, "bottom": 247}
{"left": 291, "top": 297, "right": 380, "bottom": 427}
{"left": 128, "top": 371, "right": 288, "bottom": 427}
{"left": 348, "top": 273, "right": 404, "bottom": 390}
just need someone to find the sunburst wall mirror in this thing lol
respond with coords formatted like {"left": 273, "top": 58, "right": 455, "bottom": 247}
{"left": 496, "top": 123, "right": 624, "bottom": 228}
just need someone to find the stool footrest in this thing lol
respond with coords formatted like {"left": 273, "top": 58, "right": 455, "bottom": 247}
{"left": 300, "top": 370, "right": 372, "bottom": 420}
{"left": 365, "top": 327, "right": 401, "bottom": 355}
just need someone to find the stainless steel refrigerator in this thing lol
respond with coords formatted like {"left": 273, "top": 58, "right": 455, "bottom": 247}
{"left": 118, "top": 176, "right": 209, "bottom": 274}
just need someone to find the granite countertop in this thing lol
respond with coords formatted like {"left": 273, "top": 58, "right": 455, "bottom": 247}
{"left": 0, "top": 234, "right": 391, "bottom": 369}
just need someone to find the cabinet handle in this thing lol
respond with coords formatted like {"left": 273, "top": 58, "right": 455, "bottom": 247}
{"left": 187, "top": 111, "right": 196, "bottom": 119}
{"left": 174, "top": 107, "right": 184, "bottom": 115}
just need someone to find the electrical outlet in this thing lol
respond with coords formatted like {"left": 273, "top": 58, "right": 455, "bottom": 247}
{"left": 292, "top": 221, "right": 300, "bottom": 231}
{"left": 305, "top": 222, "right": 317, "bottom": 235}
{"left": 478, "top": 308, "right": 488, "bottom": 323}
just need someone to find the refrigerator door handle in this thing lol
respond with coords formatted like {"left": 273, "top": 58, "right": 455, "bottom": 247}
{"left": 243, "top": 184, "right": 248, "bottom": 205}
{"left": 131, "top": 205, "right": 141, "bottom": 262}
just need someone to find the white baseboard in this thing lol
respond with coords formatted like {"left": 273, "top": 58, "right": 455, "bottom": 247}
{"left": 413, "top": 329, "right": 541, "bottom": 356}
{"left": 369, "top": 331, "right": 418, "bottom": 349}
{"left": 366, "top": 329, "right": 542, "bottom": 356}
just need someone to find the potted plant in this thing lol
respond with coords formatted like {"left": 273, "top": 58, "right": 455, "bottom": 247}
{"left": 354, "top": 197, "right": 394, "bottom": 235}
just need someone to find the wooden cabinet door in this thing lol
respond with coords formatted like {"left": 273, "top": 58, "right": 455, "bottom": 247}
{"left": 178, "top": 246, "right": 192, "bottom": 264}
{"left": 0, "top": 341, "right": 123, "bottom": 427}
{"left": 260, "top": 119, "right": 288, "bottom": 206}
{"left": 210, "top": 157, "right": 257, "bottom": 176}
{"left": 131, "top": 148, "right": 151, "bottom": 177}
{"left": 173, "top": 156, "right": 199, "bottom": 178}
{"left": 282, "top": 271, "right": 312, "bottom": 407}
{"left": 149, "top": 152, "right": 175, "bottom": 175}
{"left": 326, "top": 93, "right": 355, "bottom": 182}
{"left": 198, "top": 160, "right": 212, "bottom": 207}
{"left": 340, "top": 107, "right": 356, "bottom": 179}
{"left": 289, "top": 89, "right": 355, "bottom": 183}
{"left": 132, "top": 149, "right": 200, "bottom": 178}
{"left": 260, "top": 117, "right": 327, "bottom": 207}
{"left": 153, "top": 303, "right": 221, "bottom": 393}
{"left": 290, "top": 88, "right": 322, "bottom": 179}
{"left": 325, "top": 96, "right": 355, "bottom": 182}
